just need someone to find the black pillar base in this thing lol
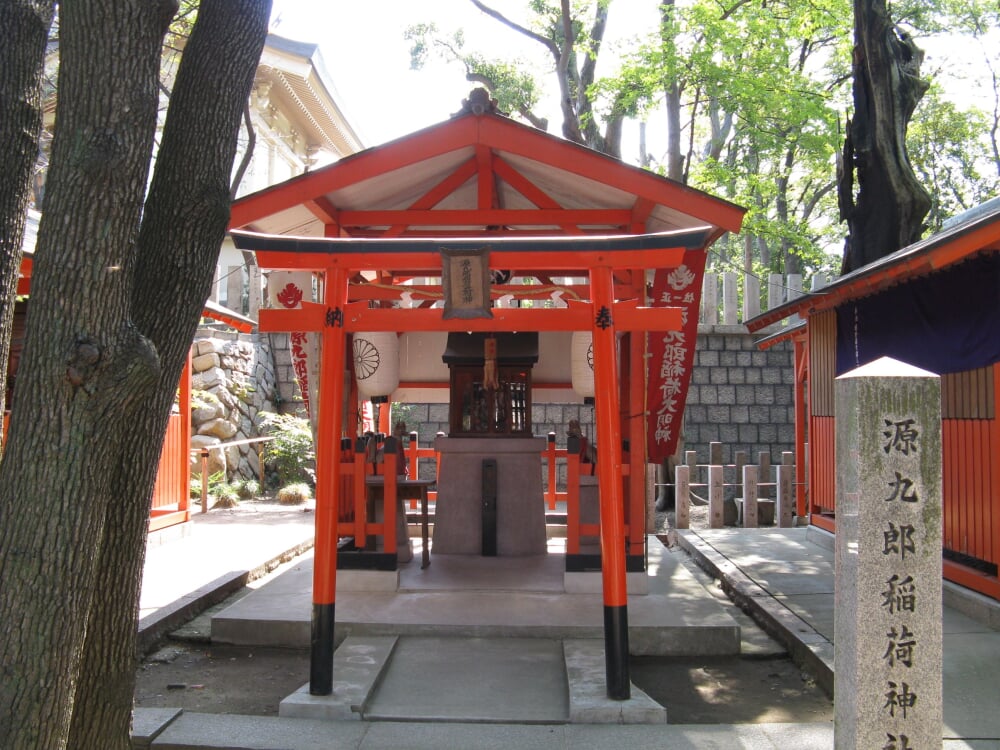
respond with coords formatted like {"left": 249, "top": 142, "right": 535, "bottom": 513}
{"left": 310, "top": 602, "right": 335, "bottom": 695}
{"left": 603, "top": 604, "right": 631, "bottom": 700}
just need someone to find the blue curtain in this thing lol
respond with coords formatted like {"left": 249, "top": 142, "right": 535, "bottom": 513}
{"left": 836, "top": 253, "right": 1000, "bottom": 376}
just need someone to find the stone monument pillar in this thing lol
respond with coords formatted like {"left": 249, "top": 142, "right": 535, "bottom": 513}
{"left": 834, "top": 357, "right": 942, "bottom": 750}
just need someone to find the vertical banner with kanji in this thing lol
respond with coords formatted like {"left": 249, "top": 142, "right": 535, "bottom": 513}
{"left": 647, "top": 250, "right": 706, "bottom": 463}
{"left": 267, "top": 271, "right": 319, "bottom": 430}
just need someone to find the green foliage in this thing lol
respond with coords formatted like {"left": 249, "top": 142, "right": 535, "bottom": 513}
{"left": 908, "top": 86, "right": 1000, "bottom": 231}
{"left": 258, "top": 411, "right": 315, "bottom": 489}
{"left": 191, "top": 388, "right": 221, "bottom": 411}
{"left": 277, "top": 482, "right": 312, "bottom": 506}
{"left": 235, "top": 478, "right": 261, "bottom": 500}
{"left": 190, "top": 470, "right": 226, "bottom": 501}
{"left": 228, "top": 379, "right": 255, "bottom": 402}
{"left": 405, "top": 22, "right": 542, "bottom": 122}
{"left": 212, "top": 483, "right": 240, "bottom": 509}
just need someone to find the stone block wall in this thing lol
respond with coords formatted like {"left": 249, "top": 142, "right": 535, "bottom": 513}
{"left": 684, "top": 325, "right": 795, "bottom": 465}
{"left": 189, "top": 329, "right": 278, "bottom": 480}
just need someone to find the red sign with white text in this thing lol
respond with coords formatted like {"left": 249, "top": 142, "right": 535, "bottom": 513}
{"left": 647, "top": 250, "right": 706, "bottom": 463}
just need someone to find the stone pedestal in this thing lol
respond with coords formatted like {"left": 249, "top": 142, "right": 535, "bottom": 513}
{"left": 834, "top": 357, "right": 942, "bottom": 750}
{"left": 432, "top": 436, "right": 547, "bottom": 556}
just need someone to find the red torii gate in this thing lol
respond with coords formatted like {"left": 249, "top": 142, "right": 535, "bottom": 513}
{"left": 228, "top": 94, "right": 745, "bottom": 700}
{"left": 234, "top": 228, "right": 709, "bottom": 699}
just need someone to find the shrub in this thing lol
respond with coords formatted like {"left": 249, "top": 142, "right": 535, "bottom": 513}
{"left": 212, "top": 482, "right": 240, "bottom": 509}
{"left": 235, "top": 478, "right": 261, "bottom": 500}
{"left": 277, "top": 482, "right": 312, "bottom": 506}
{"left": 190, "top": 470, "right": 226, "bottom": 503}
{"left": 258, "top": 412, "right": 315, "bottom": 489}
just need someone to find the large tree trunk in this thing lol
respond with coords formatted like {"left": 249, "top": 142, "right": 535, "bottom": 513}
{"left": 0, "top": 0, "right": 55, "bottom": 444}
{"left": 66, "top": 4, "right": 270, "bottom": 745}
{"left": 0, "top": 1, "right": 170, "bottom": 744}
{"left": 0, "top": 1, "right": 270, "bottom": 748}
{"left": 838, "top": 0, "right": 930, "bottom": 274}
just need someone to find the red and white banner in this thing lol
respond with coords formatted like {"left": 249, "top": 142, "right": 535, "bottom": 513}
{"left": 647, "top": 250, "right": 706, "bottom": 463}
{"left": 267, "top": 272, "right": 318, "bottom": 427}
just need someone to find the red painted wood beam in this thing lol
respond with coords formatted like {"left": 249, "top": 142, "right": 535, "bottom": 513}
{"left": 259, "top": 299, "right": 682, "bottom": 334}
{"left": 346, "top": 282, "right": 629, "bottom": 303}
{"left": 251, "top": 247, "right": 685, "bottom": 273}
{"left": 335, "top": 208, "right": 631, "bottom": 228}
{"left": 493, "top": 156, "right": 561, "bottom": 209}
{"left": 477, "top": 144, "right": 495, "bottom": 210}
{"left": 229, "top": 117, "right": 481, "bottom": 229}
{"left": 305, "top": 196, "right": 340, "bottom": 226}
{"left": 412, "top": 158, "right": 479, "bottom": 210}
{"left": 477, "top": 116, "right": 745, "bottom": 233}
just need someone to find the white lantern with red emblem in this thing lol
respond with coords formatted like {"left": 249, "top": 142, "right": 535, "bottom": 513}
{"left": 353, "top": 332, "right": 400, "bottom": 401}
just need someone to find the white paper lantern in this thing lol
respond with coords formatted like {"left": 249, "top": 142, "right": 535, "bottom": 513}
{"left": 353, "top": 332, "right": 400, "bottom": 399}
{"left": 266, "top": 271, "right": 313, "bottom": 309}
{"left": 571, "top": 331, "right": 595, "bottom": 398}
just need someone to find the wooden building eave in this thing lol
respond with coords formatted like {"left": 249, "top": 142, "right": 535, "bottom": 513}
{"left": 745, "top": 206, "right": 1000, "bottom": 333}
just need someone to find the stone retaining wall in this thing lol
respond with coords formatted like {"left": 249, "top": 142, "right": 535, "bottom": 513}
{"left": 189, "top": 329, "right": 278, "bottom": 480}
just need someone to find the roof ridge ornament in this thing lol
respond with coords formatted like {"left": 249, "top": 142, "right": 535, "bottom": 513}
{"left": 456, "top": 87, "right": 503, "bottom": 117}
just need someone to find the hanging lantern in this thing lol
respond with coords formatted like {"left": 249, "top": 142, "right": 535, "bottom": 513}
{"left": 571, "top": 331, "right": 595, "bottom": 398}
{"left": 266, "top": 271, "right": 312, "bottom": 309}
{"left": 353, "top": 332, "right": 399, "bottom": 400}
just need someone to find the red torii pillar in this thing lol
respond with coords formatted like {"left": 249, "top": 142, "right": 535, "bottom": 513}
{"left": 311, "top": 268, "right": 348, "bottom": 695}
{"left": 590, "top": 265, "right": 631, "bottom": 700}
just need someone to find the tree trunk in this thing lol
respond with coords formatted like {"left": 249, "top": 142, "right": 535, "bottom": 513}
{"left": 0, "top": 1, "right": 169, "bottom": 744}
{"left": 66, "top": 4, "right": 270, "bottom": 749}
{"left": 659, "top": 1, "right": 684, "bottom": 182}
{"left": 0, "top": 1, "right": 270, "bottom": 747}
{"left": 0, "top": 0, "right": 55, "bottom": 446}
{"left": 838, "top": 0, "right": 930, "bottom": 274}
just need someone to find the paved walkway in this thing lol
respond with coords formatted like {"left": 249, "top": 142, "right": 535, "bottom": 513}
{"left": 676, "top": 527, "right": 1000, "bottom": 748}
{"left": 139, "top": 501, "right": 315, "bottom": 653}
{"left": 134, "top": 511, "right": 999, "bottom": 749}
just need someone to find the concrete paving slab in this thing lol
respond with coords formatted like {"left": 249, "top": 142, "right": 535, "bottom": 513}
{"left": 149, "top": 712, "right": 367, "bottom": 749}
{"left": 365, "top": 636, "right": 568, "bottom": 723}
{"left": 945, "top": 604, "right": 998, "bottom": 634}
{"left": 943, "top": 629, "right": 1000, "bottom": 740}
{"left": 279, "top": 636, "right": 397, "bottom": 720}
{"left": 150, "top": 715, "right": 836, "bottom": 750}
{"left": 360, "top": 722, "right": 572, "bottom": 750}
{"left": 563, "top": 639, "right": 666, "bottom": 724}
{"left": 212, "top": 542, "right": 741, "bottom": 656}
{"left": 132, "top": 707, "right": 183, "bottom": 747}
{"left": 775, "top": 593, "right": 835, "bottom": 639}
{"left": 562, "top": 722, "right": 830, "bottom": 749}
{"left": 679, "top": 526, "right": 1000, "bottom": 745}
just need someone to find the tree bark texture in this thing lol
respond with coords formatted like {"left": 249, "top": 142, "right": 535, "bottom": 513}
{"left": 838, "top": 0, "right": 930, "bottom": 274}
{"left": 66, "top": 3, "right": 270, "bottom": 748}
{"left": 0, "top": 1, "right": 270, "bottom": 748}
{"left": 0, "top": 0, "right": 55, "bottom": 443}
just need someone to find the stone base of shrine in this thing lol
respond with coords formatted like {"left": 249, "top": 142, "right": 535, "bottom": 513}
{"left": 431, "top": 436, "right": 547, "bottom": 556}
